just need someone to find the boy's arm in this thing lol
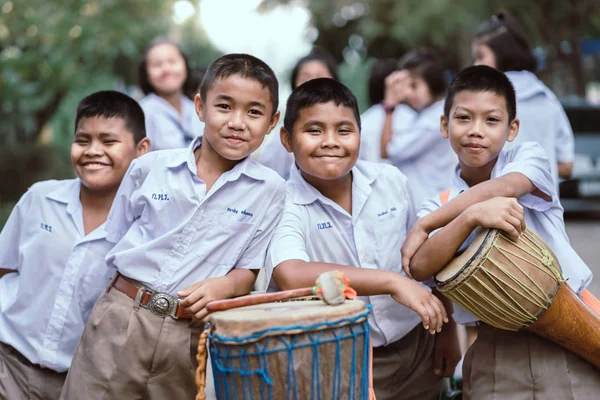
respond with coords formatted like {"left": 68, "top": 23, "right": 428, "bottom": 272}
{"left": 380, "top": 70, "right": 411, "bottom": 159}
{"left": 554, "top": 102, "right": 575, "bottom": 179}
{"left": 178, "top": 181, "right": 286, "bottom": 320}
{"left": 409, "top": 197, "right": 525, "bottom": 281}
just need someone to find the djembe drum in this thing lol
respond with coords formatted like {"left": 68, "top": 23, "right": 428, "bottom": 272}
{"left": 435, "top": 228, "right": 600, "bottom": 368}
{"left": 200, "top": 299, "right": 371, "bottom": 400}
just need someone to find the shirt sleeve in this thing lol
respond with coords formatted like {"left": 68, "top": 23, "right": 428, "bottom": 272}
{"left": 265, "top": 187, "right": 311, "bottom": 283}
{"left": 105, "top": 160, "right": 145, "bottom": 244}
{"left": 500, "top": 142, "right": 555, "bottom": 212}
{"left": 554, "top": 102, "right": 575, "bottom": 163}
{"left": 0, "top": 189, "right": 35, "bottom": 271}
{"left": 234, "top": 181, "right": 286, "bottom": 272}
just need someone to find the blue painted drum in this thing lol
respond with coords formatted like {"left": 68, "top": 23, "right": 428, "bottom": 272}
{"left": 207, "top": 300, "right": 372, "bottom": 400}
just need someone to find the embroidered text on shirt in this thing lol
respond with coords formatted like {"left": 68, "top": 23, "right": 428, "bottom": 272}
{"left": 152, "top": 193, "right": 169, "bottom": 201}
{"left": 377, "top": 207, "right": 397, "bottom": 217}
{"left": 40, "top": 223, "right": 53, "bottom": 233}
{"left": 227, "top": 207, "right": 239, "bottom": 214}
{"left": 317, "top": 222, "right": 333, "bottom": 230}
{"left": 241, "top": 210, "right": 253, "bottom": 217}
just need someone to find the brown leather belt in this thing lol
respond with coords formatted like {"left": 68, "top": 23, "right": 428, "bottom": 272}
{"left": 111, "top": 274, "right": 192, "bottom": 320}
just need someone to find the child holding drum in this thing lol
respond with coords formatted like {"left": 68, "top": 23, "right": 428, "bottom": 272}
{"left": 403, "top": 65, "right": 600, "bottom": 399}
{"left": 267, "top": 77, "right": 459, "bottom": 400}
{"left": 59, "top": 54, "right": 285, "bottom": 400}
{"left": 0, "top": 91, "right": 150, "bottom": 399}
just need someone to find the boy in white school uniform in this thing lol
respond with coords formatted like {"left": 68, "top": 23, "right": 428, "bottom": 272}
{"left": 403, "top": 65, "right": 599, "bottom": 399}
{"left": 267, "top": 78, "right": 460, "bottom": 400}
{"left": 60, "top": 54, "right": 285, "bottom": 400}
{"left": 0, "top": 91, "right": 151, "bottom": 400}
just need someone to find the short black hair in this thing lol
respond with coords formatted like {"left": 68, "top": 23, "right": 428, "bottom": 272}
{"left": 200, "top": 53, "right": 279, "bottom": 116}
{"left": 399, "top": 49, "right": 447, "bottom": 98}
{"left": 444, "top": 65, "right": 517, "bottom": 122}
{"left": 290, "top": 48, "right": 339, "bottom": 91}
{"left": 368, "top": 59, "right": 397, "bottom": 107}
{"left": 75, "top": 90, "right": 146, "bottom": 143}
{"left": 284, "top": 78, "right": 361, "bottom": 133}
{"left": 138, "top": 37, "right": 197, "bottom": 97}
{"left": 474, "top": 12, "right": 537, "bottom": 73}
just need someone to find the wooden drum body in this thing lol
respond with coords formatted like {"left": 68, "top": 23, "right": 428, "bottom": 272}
{"left": 207, "top": 300, "right": 372, "bottom": 400}
{"left": 435, "top": 228, "right": 600, "bottom": 368}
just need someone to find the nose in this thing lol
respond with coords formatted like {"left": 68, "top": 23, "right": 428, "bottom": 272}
{"left": 468, "top": 119, "right": 484, "bottom": 138}
{"left": 227, "top": 111, "right": 246, "bottom": 131}
{"left": 321, "top": 130, "right": 340, "bottom": 148}
{"left": 84, "top": 139, "right": 104, "bottom": 156}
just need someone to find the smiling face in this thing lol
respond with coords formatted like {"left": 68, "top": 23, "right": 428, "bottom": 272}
{"left": 195, "top": 74, "right": 279, "bottom": 161}
{"left": 282, "top": 101, "right": 360, "bottom": 183}
{"left": 71, "top": 117, "right": 149, "bottom": 195}
{"left": 145, "top": 43, "right": 187, "bottom": 96}
{"left": 406, "top": 73, "right": 435, "bottom": 111}
{"left": 441, "top": 90, "right": 519, "bottom": 174}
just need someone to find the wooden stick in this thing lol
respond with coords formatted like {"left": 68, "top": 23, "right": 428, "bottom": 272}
{"left": 207, "top": 287, "right": 314, "bottom": 312}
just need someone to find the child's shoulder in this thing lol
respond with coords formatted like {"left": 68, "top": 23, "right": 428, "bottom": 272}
{"left": 130, "top": 148, "right": 189, "bottom": 173}
{"left": 501, "top": 141, "right": 548, "bottom": 164}
{"left": 243, "top": 159, "right": 286, "bottom": 188}
{"left": 357, "top": 160, "right": 408, "bottom": 186}
{"left": 26, "top": 179, "right": 76, "bottom": 198}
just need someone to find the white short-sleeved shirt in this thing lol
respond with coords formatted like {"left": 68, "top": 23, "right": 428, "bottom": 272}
{"left": 104, "top": 137, "right": 285, "bottom": 295}
{"left": 256, "top": 121, "right": 295, "bottom": 180}
{"left": 418, "top": 142, "right": 592, "bottom": 324}
{"left": 386, "top": 100, "right": 458, "bottom": 209}
{"left": 504, "top": 70, "right": 575, "bottom": 188}
{"left": 0, "top": 179, "right": 115, "bottom": 372}
{"left": 267, "top": 160, "right": 425, "bottom": 347}
{"left": 359, "top": 103, "right": 417, "bottom": 164}
{"left": 140, "top": 93, "right": 205, "bottom": 151}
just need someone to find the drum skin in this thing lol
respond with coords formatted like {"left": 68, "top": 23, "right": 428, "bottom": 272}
{"left": 436, "top": 228, "right": 600, "bottom": 369}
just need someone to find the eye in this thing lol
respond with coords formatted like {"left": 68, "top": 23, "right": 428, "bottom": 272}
{"left": 487, "top": 117, "right": 499, "bottom": 123}
{"left": 74, "top": 138, "right": 89, "bottom": 144}
{"left": 104, "top": 140, "right": 118, "bottom": 144}
{"left": 248, "top": 109, "right": 263, "bottom": 116}
{"left": 216, "top": 104, "right": 230, "bottom": 110}
{"left": 455, "top": 114, "right": 469, "bottom": 120}
{"left": 339, "top": 128, "right": 352, "bottom": 135}
{"left": 306, "top": 129, "right": 321, "bottom": 135}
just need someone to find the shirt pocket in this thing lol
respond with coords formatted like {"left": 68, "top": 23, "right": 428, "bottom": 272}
{"left": 77, "top": 242, "right": 117, "bottom": 320}
{"left": 198, "top": 214, "right": 256, "bottom": 270}
{"left": 373, "top": 214, "right": 407, "bottom": 274}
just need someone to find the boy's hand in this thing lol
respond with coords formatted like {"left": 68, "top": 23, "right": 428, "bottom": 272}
{"left": 390, "top": 276, "right": 448, "bottom": 334}
{"left": 467, "top": 197, "right": 525, "bottom": 241}
{"left": 401, "top": 222, "right": 430, "bottom": 278}
{"left": 433, "top": 319, "right": 461, "bottom": 377}
{"left": 178, "top": 276, "right": 234, "bottom": 321}
{"left": 384, "top": 70, "right": 411, "bottom": 107}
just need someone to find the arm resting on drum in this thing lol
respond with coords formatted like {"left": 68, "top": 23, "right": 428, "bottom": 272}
{"left": 274, "top": 260, "right": 403, "bottom": 296}
{"left": 410, "top": 212, "right": 476, "bottom": 281}
{"left": 418, "top": 172, "right": 545, "bottom": 233}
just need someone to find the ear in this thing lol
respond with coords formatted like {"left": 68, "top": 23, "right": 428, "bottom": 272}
{"left": 280, "top": 126, "right": 293, "bottom": 153}
{"left": 440, "top": 115, "right": 449, "bottom": 139}
{"left": 266, "top": 110, "right": 281, "bottom": 135}
{"left": 194, "top": 93, "right": 205, "bottom": 123}
{"left": 136, "top": 137, "right": 151, "bottom": 156}
{"left": 506, "top": 118, "right": 519, "bottom": 142}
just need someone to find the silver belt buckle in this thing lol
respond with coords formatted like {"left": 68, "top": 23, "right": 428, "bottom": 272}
{"left": 148, "top": 292, "right": 178, "bottom": 319}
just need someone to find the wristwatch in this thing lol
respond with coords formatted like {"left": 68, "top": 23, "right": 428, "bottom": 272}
{"left": 382, "top": 102, "right": 395, "bottom": 115}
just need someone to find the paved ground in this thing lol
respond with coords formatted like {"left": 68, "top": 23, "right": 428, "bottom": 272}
{"left": 565, "top": 218, "right": 600, "bottom": 297}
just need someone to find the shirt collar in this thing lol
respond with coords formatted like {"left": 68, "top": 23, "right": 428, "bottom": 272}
{"left": 46, "top": 179, "right": 82, "bottom": 215}
{"left": 452, "top": 151, "right": 507, "bottom": 194}
{"left": 166, "top": 136, "right": 266, "bottom": 182}
{"left": 290, "top": 161, "right": 377, "bottom": 206}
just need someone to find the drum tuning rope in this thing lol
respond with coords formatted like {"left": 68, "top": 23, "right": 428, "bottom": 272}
{"left": 195, "top": 323, "right": 212, "bottom": 400}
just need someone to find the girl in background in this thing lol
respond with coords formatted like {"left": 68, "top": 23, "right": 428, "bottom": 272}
{"left": 473, "top": 12, "right": 575, "bottom": 186}
{"left": 138, "top": 38, "right": 205, "bottom": 151}
{"left": 380, "top": 49, "right": 457, "bottom": 208}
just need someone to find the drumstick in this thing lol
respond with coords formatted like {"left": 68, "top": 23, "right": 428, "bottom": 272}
{"left": 207, "top": 270, "right": 357, "bottom": 313}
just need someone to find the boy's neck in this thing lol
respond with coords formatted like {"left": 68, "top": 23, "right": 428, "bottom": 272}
{"left": 459, "top": 157, "right": 498, "bottom": 187}
{"left": 159, "top": 91, "right": 183, "bottom": 114}
{"left": 302, "top": 171, "right": 354, "bottom": 215}
{"left": 79, "top": 185, "right": 117, "bottom": 235}
{"left": 195, "top": 143, "right": 240, "bottom": 192}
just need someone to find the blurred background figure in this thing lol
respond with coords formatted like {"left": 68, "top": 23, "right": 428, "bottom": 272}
{"left": 473, "top": 12, "right": 575, "bottom": 187}
{"left": 380, "top": 49, "right": 458, "bottom": 208}
{"left": 358, "top": 58, "right": 416, "bottom": 164}
{"left": 258, "top": 48, "right": 339, "bottom": 179}
{"left": 138, "top": 38, "right": 205, "bottom": 151}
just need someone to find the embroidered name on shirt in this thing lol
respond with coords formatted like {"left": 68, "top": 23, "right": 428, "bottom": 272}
{"left": 241, "top": 210, "right": 253, "bottom": 217}
{"left": 317, "top": 222, "right": 333, "bottom": 230}
{"left": 227, "top": 207, "right": 239, "bottom": 214}
{"left": 40, "top": 223, "right": 53, "bottom": 233}
{"left": 377, "top": 207, "right": 397, "bottom": 217}
{"left": 228, "top": 208, "right": 253, "bottom": 217}
{"left": 152, "top": 193, "right": 169, "bottom": 201}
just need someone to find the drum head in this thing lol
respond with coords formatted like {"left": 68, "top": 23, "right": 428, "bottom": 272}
{"left": 209, "top": 300, "right": 367, "bottom": 339}
{"left": 435, "top": 228, "right": 493, "bottom": 284}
